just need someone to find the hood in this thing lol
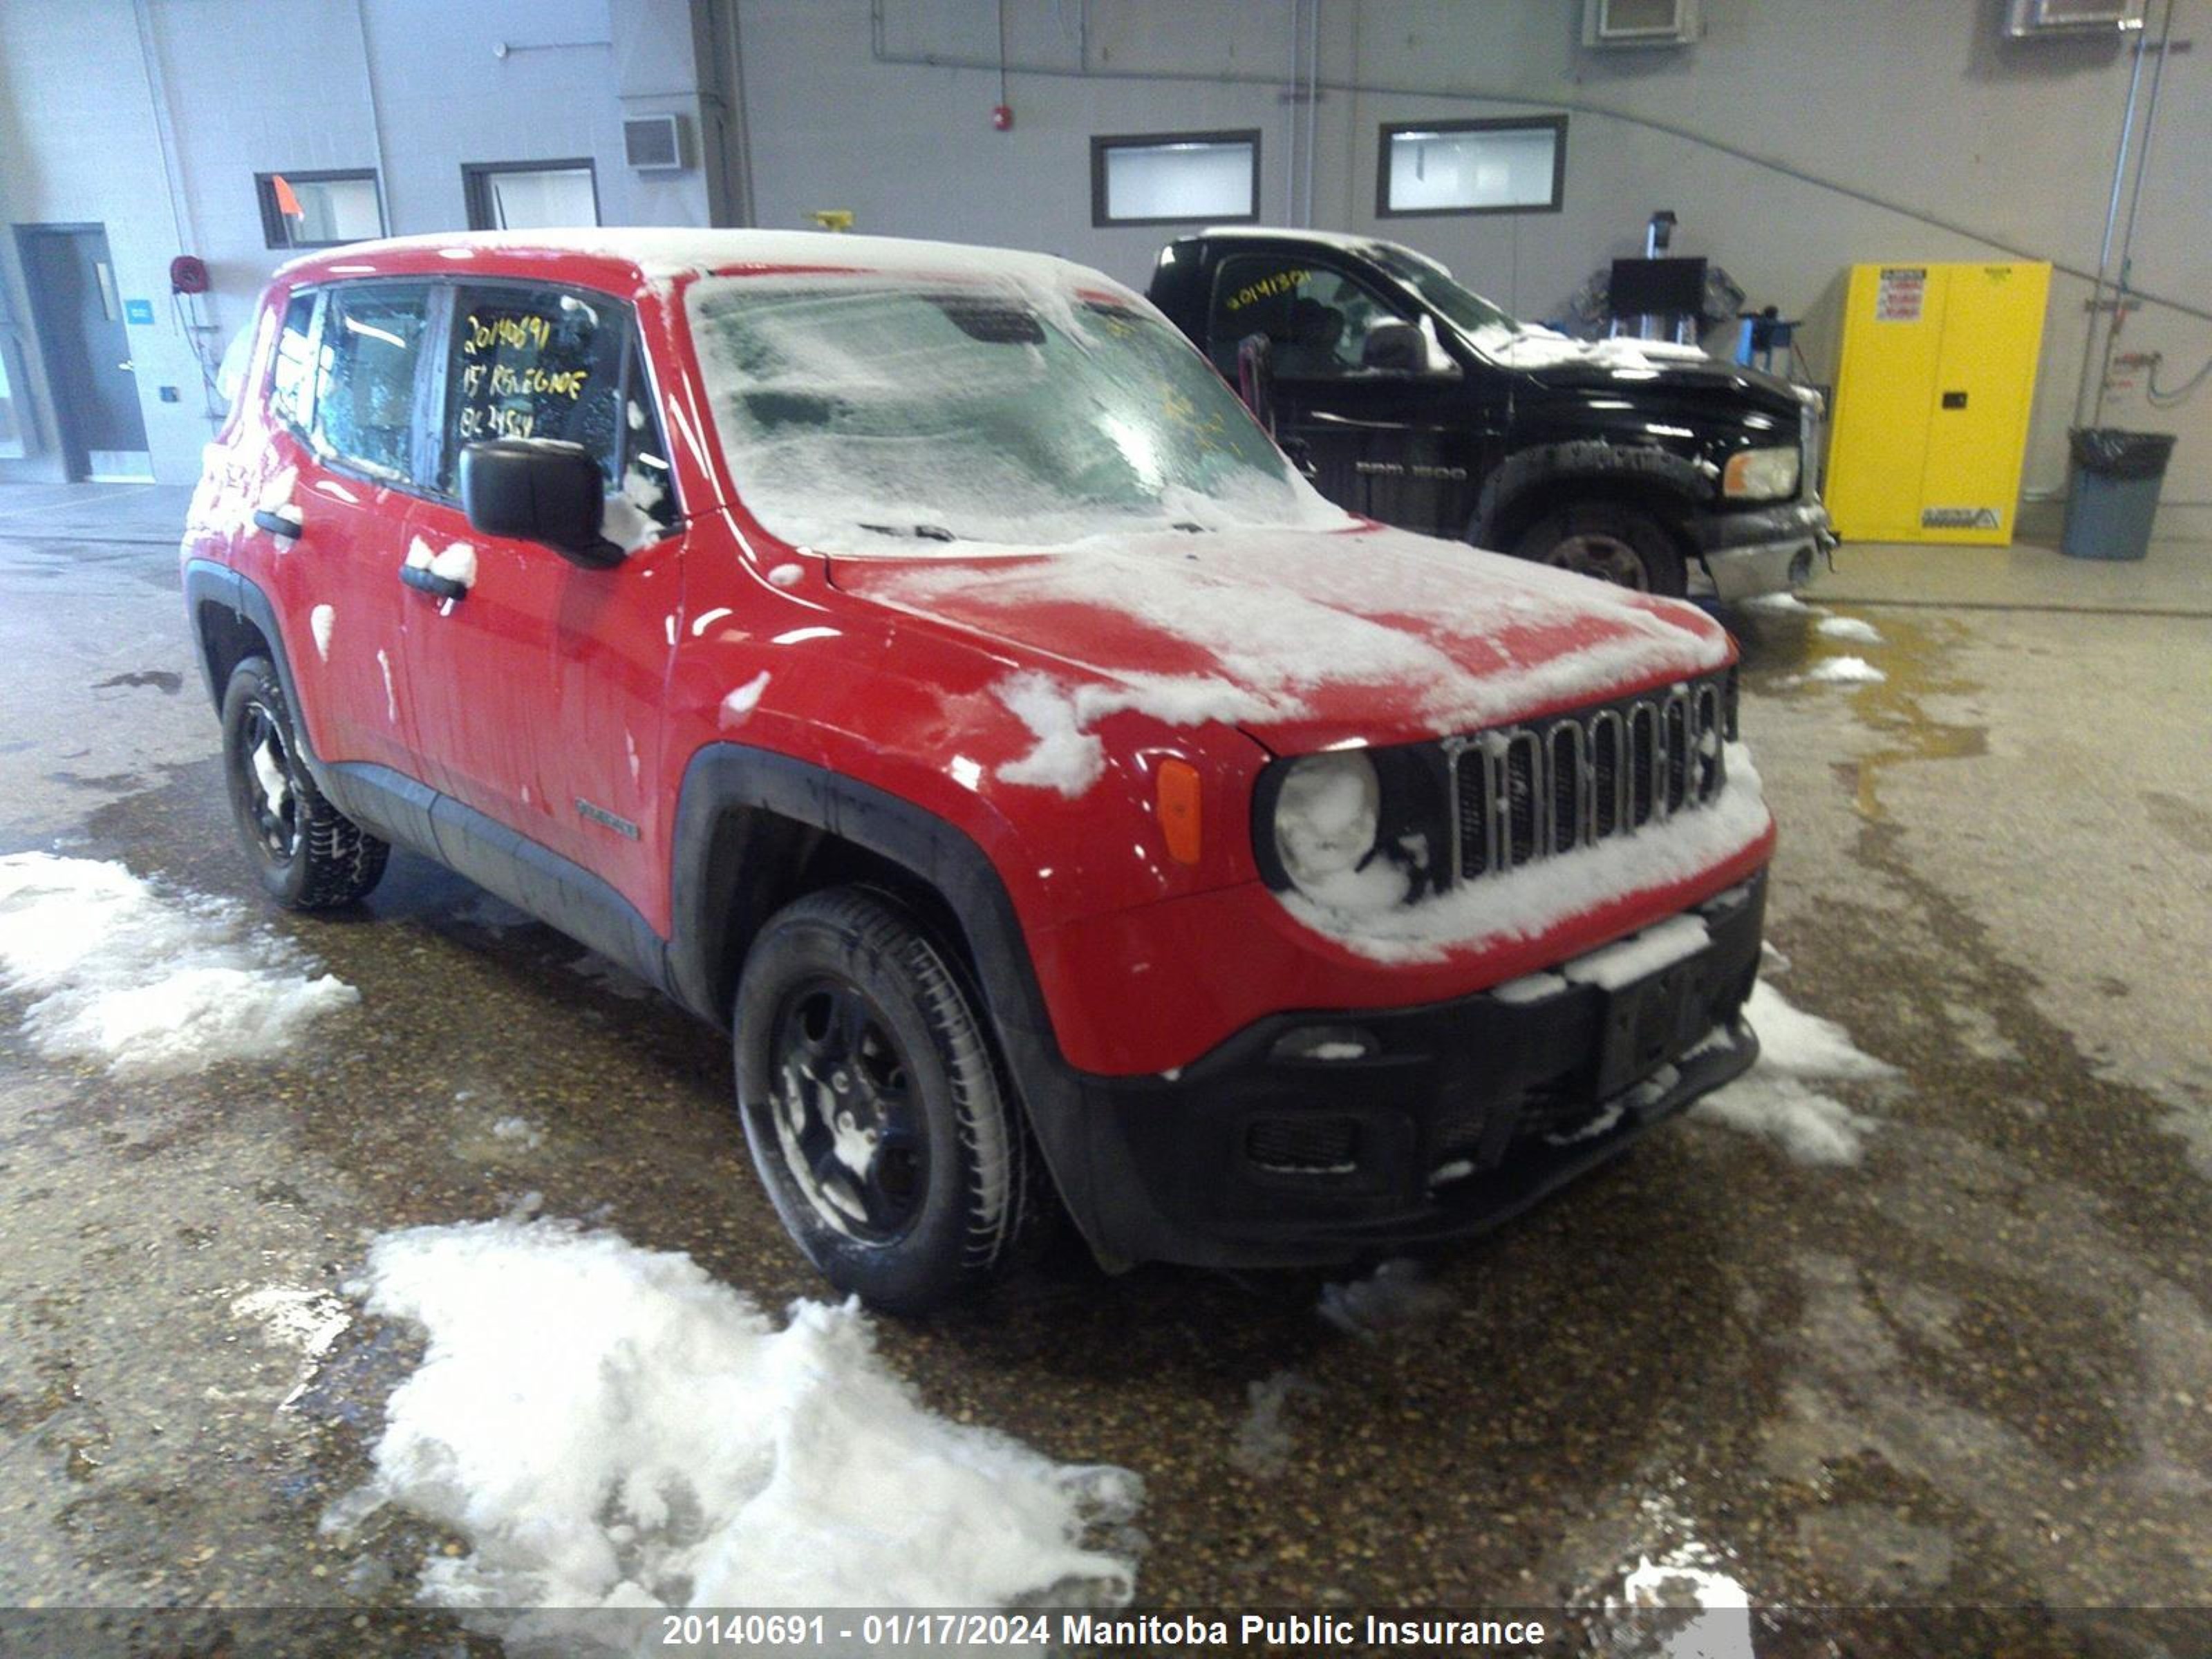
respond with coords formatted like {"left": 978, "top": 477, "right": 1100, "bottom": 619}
{"left": 1469, "top": 328, "right": 1808, "bottom": 414}
{"left": 1522, "top": 353, "right": 1805, "bottom": 411}
{"left": 826, "top": 521, "right": 1733, "bottom": 756}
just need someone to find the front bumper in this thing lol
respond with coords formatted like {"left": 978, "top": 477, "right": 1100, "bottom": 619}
{"left": 1694, "top": 500, "right": 1837, "bottom": 600}
{"left": 1013, "top": 876, "right": 1766, "bottom": 1269}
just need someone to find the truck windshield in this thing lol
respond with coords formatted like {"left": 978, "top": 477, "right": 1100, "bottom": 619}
{"left": 1365, "top": 245, "right": 1520, "bottom": 339}
{"left": 687, "top": 275, "right": 1345, "bottom": 551}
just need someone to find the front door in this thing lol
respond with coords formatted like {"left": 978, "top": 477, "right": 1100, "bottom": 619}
{"left": 1206, "top": 252, "right": 1482, "bottom": 540}
{"left": 397, "top": 279, "right": 682, "bottom": 923}
{"left": 15, "top": 225, "right": 151, "bottom": 480}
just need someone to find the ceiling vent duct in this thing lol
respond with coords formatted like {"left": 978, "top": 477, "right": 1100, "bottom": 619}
{"left": 1582, "top": 0, "right": 1698, "bottom": 48}
{"left": 2005, "top": 0, "right": 2146, "bottom": 35}
{"left": 623, "top": 114, "right": 686, "bottom": 172}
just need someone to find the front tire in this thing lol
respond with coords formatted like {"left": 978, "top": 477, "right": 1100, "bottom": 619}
{"left": 220, "top": 656, "right": 388, "bottom": 910}
{"left": 1510, "top": 503, "right": 1689, "bottom": 597}
{"left": 733, "top": 887, "right": 1028, "bottom": 1313}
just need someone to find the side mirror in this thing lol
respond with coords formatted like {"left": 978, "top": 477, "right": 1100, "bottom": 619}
{"left": 1363, "top": 319, "right": 1445, "bottom": 374}
{"left": 459, "top": 439, "right": 624, "bottom": 569}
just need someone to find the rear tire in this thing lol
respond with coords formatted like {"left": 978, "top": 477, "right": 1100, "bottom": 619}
{"left": 1510, "top": 503, "right": 1688, "bottom": 597}
{"left": 220, "top": 656, "right": 388, "bottom": 910}
{"left": 733, "top": 887, "right": 1029, "bottom": 1314}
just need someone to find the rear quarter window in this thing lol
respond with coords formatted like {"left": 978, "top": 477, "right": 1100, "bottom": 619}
{"left": 268, "top": 290, "right": 318, "bottom": 433}
{"left": 310, "top": 283, "right": 431, "bottom": 482}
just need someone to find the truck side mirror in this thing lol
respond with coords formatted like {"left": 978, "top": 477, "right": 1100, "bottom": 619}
{"left": 1361, "top": 318, "right": 1461, "bottom": 377}
{"left": 460, "top": 439, "right": 624, "bottom": 570}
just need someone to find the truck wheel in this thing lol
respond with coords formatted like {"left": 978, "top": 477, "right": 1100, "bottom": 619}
{"left": 1510, "top": 504, "right": 1687, "bottom": 597}
{"left": 221, "top": 656, "right": 388, "bottom": 909}
{"left": 733, "top": 887, "right": 1028, "bottom": 1314}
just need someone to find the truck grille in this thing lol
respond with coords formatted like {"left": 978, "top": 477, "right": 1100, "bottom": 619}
{"left": 1448, "top": 673, "right": 1730, "bottom": 883}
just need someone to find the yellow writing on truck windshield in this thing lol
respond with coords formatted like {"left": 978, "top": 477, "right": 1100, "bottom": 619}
{"left": 1221, "top": 269, "right": 1308, "bottom": 312}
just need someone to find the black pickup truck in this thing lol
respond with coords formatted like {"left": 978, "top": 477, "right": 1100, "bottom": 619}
{"left": 1146, "top": 227, "right": 1834, "bottom": 599}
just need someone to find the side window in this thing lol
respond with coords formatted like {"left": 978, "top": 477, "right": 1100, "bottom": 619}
{"left": 268, "top": 291, "right": 319, "bottom": 434}
{"left": 311, "top": 284, "right": 430, "bottom": 482}
{"left": 443, "top": 284, "right": 677, "bottom": 544}
{"left": 1208, "top": 256, "right": 1407, "bottom": 381}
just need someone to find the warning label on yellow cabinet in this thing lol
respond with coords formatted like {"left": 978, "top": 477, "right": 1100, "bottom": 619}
{"left": 1876, "top": 268, "right": 1927, "bottom": 322}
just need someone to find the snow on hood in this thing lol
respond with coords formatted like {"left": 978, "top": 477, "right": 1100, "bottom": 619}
{"left": 833, "top": 521, "right": 1732, "bottom": 755}
{"left": 1468, "top": 322, "right": 1712, "bottom": 372}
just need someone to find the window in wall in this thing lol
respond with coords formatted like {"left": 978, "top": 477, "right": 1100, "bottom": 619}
{"left": 310, "top": 283, "right": 429, "bottom": 483}
{"left": 1376, "top": 117, "right": 1566, "bottom": 217}
{"left": 441, "top": 283, "right": 676, "bottom": 541}
{"left": 1090, "top": 130, "right": 1260, "bottom": 227}
{"left": 461, "top": 160, "right": 601, "bottom": 232}
{"left": 256, "top": 170, "right": 386, "bottom": 250}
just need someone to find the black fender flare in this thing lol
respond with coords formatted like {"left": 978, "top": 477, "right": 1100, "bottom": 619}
{"left": 1473, "top": 440, "right": 1715, "bottom": 548}
{"left": 670, "top": 744, "right": 1141, "bottom": 1255}
{"left": 183, "top": 560, "right": 315, "bottom": 761}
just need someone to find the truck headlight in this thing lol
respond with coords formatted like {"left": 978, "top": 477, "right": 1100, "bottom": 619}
{"left": 1722, "top": 446, "right": 1800, "bottom": 500}
{"left": 1273, "top": 751, "right": 1380, "bottom": 890}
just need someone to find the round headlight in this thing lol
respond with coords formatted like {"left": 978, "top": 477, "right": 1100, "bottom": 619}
{"left": 1273, "top": 751, "right": 1380, "bottom": 888}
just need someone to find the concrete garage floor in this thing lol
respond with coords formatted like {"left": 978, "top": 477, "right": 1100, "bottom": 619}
{"left": 1, "top": 485, "right": 2209, "bottom": 1653}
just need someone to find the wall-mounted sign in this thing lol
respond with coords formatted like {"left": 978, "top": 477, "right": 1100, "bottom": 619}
{"left": 123, "top": 299, "right": 155, "bottom": 326}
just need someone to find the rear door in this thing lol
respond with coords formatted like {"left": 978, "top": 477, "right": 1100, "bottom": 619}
{"left": 278, "top": 279, "right": 438, "bottom": 777}
{"left": 397, "top": 279, "right": 682, "bottom": 919}
{"left": 1205, "top": 251, "right": 1476, "bottom": 538}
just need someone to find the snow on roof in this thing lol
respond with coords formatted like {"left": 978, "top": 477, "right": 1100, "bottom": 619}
{"left": 1192, "top": 224, "right": 1450, "bottom": 274}
{"left": 282, "top": 225, "right": 1134, "bottom": 296}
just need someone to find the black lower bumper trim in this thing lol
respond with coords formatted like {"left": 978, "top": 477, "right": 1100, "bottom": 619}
{"left": 1004, "top": 875, "right": 1766, "bottom": 1270}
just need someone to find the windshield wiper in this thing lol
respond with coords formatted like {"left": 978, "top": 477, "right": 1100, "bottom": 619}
{"left": 858, "top": 522, "right": 959, "bottom": 543}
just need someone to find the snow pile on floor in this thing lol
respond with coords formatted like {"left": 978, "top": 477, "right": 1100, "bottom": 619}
{"left": 1802, "top": 655, "right": 1886, "bottom": 685}
{"left": 328, "top": 1219, "right": 1142, "bottom": 1611}
{"left": 1740, "top": 592, "right": 1823, "bottom": 616}
{"left": 1815, "top": 615, "right": 1884, "bottom": 646}
{"left": 1318, "top": 1258, "right": 1455, "bottom": 1338}
{"left": 1617, "top": 1539, "right": 1754, "bottom": 1659}
{"left": 1691, "top": 982, "right": 1896, "bottom": 1165}
{"left": 1228, "top": 1371, "right": 1320, "bottom": 1479}
{"left": 0, "top": 852, "right": 357, "bottom": 1075}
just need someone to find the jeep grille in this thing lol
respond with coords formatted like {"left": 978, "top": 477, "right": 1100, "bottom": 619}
{"left": 1448, "top": 672, "right": 1731, "bottom": 883}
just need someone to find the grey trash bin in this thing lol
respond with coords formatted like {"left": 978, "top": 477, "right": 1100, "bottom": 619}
{"left": 2061, "top": 428, "right": 2177, "bottom": 561}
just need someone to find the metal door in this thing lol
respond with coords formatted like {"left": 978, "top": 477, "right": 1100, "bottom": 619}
{"left": 15, "top": 225, "right": 150, "bottom": 479}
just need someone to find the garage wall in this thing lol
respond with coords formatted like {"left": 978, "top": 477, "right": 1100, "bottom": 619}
{"left": 733, "top": 0, "right": 2210, "bottom": 541}
{"left": 0, "top": 0, "right": 724, "bottom": 488}
{"left": 2, "top": 0, "right": 2202, "bottom": 536}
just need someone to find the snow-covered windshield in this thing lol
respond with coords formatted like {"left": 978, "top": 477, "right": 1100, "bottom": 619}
{"left": 1367, "top": 245, "right": 1519, "bottom": 338}
{"left": 687, "top": 274, "right": 1348, "bottom": 551}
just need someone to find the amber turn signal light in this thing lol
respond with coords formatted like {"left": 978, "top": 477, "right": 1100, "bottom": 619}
{"left": 1156, "top": 759, "right": 1202, "bottom": 865}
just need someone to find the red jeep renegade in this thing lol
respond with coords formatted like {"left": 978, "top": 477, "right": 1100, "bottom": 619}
{"left": 185, "top": 230, "right": 1774, "bottom": 1311}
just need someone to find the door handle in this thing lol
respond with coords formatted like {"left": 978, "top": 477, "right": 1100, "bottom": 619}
{"left": 252, "top": 509, "right": 299, "bottom": 537}
{"left": 400, "top": 563, "right": 469, "bottom": 603}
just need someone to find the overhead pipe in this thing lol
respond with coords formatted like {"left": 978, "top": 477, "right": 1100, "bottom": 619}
{"left": 867, "top": 0, "right": 2210, "bottom": 326}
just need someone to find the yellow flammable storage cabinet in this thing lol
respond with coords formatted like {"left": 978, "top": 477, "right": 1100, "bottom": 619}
{"left": 1825, "top": 261, "right": 2050, "bottom": 544}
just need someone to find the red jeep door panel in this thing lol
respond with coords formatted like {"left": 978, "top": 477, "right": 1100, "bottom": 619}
{"left": 397, "top": 281, "right": 683, "bottom": 926}
{"left": 283, "top": 281, "right": 436, "bottom": 775}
